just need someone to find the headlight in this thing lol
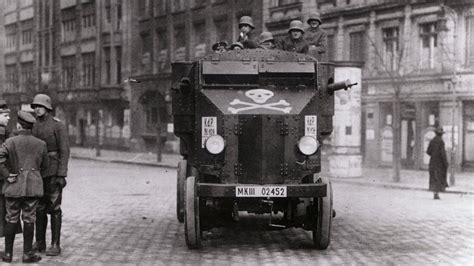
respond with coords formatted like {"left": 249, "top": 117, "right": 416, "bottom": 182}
{"left": 298, "top": 135, "right": 318, "bottom": 155}
{"left": 205, "top": 135, "right": 225, "bottom": 154}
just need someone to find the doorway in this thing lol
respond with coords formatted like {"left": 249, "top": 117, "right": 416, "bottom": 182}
{"left": 401, "top": 102, "right": 416, "bottom": 168}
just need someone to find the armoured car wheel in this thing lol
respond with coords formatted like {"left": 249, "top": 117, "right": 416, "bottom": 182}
{"left": 313, "top": 177, "right": 333, "bottom": 250}
{"left": 184, "top": 176, "right": 201, "bottom": 249}
{"left": 176, "top": 160, "right": 187, "bottom": 223}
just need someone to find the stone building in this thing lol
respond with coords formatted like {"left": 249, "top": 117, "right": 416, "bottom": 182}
{"left": 263, "top": 0, "right": 474, "bottom": 171}
{"left": 128, "top": 0, "right": 264, "bottom": 152}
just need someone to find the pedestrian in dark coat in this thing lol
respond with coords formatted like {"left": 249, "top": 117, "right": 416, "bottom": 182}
{"left": 427, "top": 126, "right": 449, "bottom": 200}
{"left": 30, "top": 94, "right": 70, "bottom": 256}
{"left": 0, "top": 110, "right": 48, "bottom": 263}
{"left": 276, "top": 20, "right": 309, "bottom": 54}
{"left": 304, "top": 13, "right": 327, "bottom": 60}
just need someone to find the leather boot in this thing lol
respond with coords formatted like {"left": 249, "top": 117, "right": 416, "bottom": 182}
{"left": 46, "top": 212, "right": 61, "bottom": 256}
{"left": 22, "top": 223, "right": 41, "bottom": 263}
{"left": 33, "top": 211, "right": 47, "bottom": 252}
{"left": 2, "top": 222, "right": 17, "bottom": 263}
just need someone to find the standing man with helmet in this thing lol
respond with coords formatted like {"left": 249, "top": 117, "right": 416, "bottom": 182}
{"left": 304, "top": 12, "right": 327, "bottom": 60}
{"left": 276, "top": 20, "right": 309, "bottom": 54}
{"left": 30, "top": 94, "right": 69, "bottom": 256}
{"left": 0, "top": 110, "right": 48, "bottom": 263}
{"left": 237, "top": 16, "right": 258, "bottom": 49}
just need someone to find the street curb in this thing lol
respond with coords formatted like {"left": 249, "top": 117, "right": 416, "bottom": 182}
{"left": 331, "top": 179, "right": 474, "bottom": 195}
{"left": 71, "top": 155, "right": 178, "bottom": 169}
{"left": 71, "top": 155, "right": 473, "bottom": 195}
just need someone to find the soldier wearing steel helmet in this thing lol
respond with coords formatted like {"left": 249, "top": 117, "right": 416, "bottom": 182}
{"left": 237, "top": 16, "right": 258, "bottom": 49}
{"left": 276, "top": 20, "right": 309, "bottom": 54}
{"left": 30, "top": 94, "right": 69, "bottom": 256}
{"left": 258, "top": 32, "right": 276, "bottom": 49}
{"left": 304, "top": 12, "right": 327, "bottom": 60}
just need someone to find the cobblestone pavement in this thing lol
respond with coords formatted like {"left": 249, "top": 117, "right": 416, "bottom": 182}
{"left": 8, "top": 159, "right": 472, "bottom": 265}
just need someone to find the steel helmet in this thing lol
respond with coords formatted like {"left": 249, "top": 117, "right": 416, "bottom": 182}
{"left": 230, "top": 42, "right": 244, "bottom": 50}
{"left": 307, "top": 12, "right": 322, "bottom": 24}
{"left": 31, "top": 94, "right": 53, "bottom": 110}
{"left": 239, "top": 16, "right": 255, "bottom": 29}
{"left": 259, "top": 32, "right": 274, "bottom": 44}
{"left": 288, "top": 20, "right": 305, "bottom": 33}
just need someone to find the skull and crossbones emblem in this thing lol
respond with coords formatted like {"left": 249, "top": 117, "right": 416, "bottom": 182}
{"left": 228, "top": 89, "right": 292, "bottom": 114}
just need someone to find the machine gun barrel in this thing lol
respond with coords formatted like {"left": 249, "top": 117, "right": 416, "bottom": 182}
{"left": 327, "top": 79, "right": 357, "bottom": 95}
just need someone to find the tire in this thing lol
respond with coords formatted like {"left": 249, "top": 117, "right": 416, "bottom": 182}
{"left": 184, "top": 176, "right": 201, "bottom": 249}
{"left": 313, "top": 177, "right": 333, "bottom": 250}
{"left": 176, "top": 160, "right": 187, "bottom": 223}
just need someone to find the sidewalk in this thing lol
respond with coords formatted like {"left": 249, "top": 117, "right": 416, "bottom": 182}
{"left": 70, "top": 147, "right": 474, "bottom": 195}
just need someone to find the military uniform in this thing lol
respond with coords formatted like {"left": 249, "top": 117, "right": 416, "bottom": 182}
{"left": 0, "top": 102, "right": 11, "bottom": 238}
{"left": 276, "top": 36, "right": 309, "bottom": 54}
{"left": 30, "top": 94, "right": 69, "bottom": 256}
{"left": 0, "top": 110, "right": 47, "bottom": 263}
{"left": 304, "top": 27, "right": 327, "bottom": 60}
{"left": 32, "top": 112, "right": 69, "bottom": 254}
{"left": 237, "top": 16, "right": 258, "bottom": 49}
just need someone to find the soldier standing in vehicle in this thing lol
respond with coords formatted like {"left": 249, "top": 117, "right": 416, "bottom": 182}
{"left": 30, "top": 94, "right": 70, "bottom": 256}
{"left": 258, "top": 32, "right": 276, "bottom": 50}
{"left": 427, "top": 126, "right": 449, "bottom": 200}
{"left": 304, "top": 12, "right": 327, "bottom": 60}
{"left": 237, "top": 16, "right": 258, "bottom": 49}
{"left": 0, "top": 110, "right": 48, "bottom": 263}
{"left": 276, "top": 20, "right": 309, "bottom": 54}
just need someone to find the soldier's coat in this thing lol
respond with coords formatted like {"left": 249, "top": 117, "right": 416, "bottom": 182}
{"left": 304, "top": 27, "right": 327, "bottom": 56}
{"left": 0, "top": 130, "right": 49, "bottom": 198}
{"left": 427, "top": 135, "right": 449, "bottom": 192}
{"left": 276, "top": 36, "right": 309, "bottom": 54}
{"left": 32, "top": 113, "right": 70, "bottom": 178}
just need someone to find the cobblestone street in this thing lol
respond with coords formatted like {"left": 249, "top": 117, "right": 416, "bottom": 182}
{"left": 9, "top": 159, "right": 472, "bottom": 265}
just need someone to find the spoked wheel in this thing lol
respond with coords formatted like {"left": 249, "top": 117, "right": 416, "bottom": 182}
{"left": 313, "top": 177, "right": 333, "bottom": 249}
{"left": 184, "top": 176, "right": 201, "bottom": 249}
{"left": 176, "top": 160, "right": 187, "bottom": 223}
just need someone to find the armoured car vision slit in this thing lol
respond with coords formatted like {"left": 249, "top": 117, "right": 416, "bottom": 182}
{"left": 172, "top": 49, "right": 355, "bottom": 249}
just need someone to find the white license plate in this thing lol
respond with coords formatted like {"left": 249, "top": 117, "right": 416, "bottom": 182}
{"left": 235, "top": 186, "right": 287, "bottom": 197}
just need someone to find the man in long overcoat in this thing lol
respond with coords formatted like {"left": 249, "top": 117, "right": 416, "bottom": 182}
{"left": 426, "top": 126, "right": 449, "bottom": 199}
{"left": 31, "top": 94, "right": 70, "bottom": 256}
{"left": 0, "top": 110, "right": 48, "bottom": 263}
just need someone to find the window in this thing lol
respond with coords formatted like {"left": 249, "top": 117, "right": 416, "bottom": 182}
{"left": 214, "top": 18, "right": 228, "bottom": 44}
{"left": 62, "top": 18, "right": 76, "bottom": 42}
{"left": 5, "top": 24, "right": 17, "bottom": 49}
{"left": 172, "top": 0, "right": 185, "bottom": 12}
{"left": 62, "top": 56, "right": 76, "bottom": 89}
{"left": 138, "top": 0, "right": 149, "bottom": 17}
{"left": 82, "top": 53, "right": 95, "bottom": 86}
{"left": 193, "top": 0, "right": 206, "bottom": 8}
{"left": 270, "top": 0, "right": 299, "bottom": 7}
{"left": 104, "top": 47, "right": 111, "bottom": 84}
{"left": 21, "top": 29, "right": 33, "bottom": 45}
{"left": 349, "top": 31, "right": 365, "bottom": 62}
{"left": 115, "top": 46, "right": 122, "bottom": 84}
{"left": 193, "top": 22, "right": 206, "bottom": 46}
{"left": 117, "top": 0, "right": 122, "bottom": 29}
{"left": 155, "top": 0, "right": 167, "bottom": 16}
{"left": 156, "top": 30, "right": 169, "bottom": 72}
{"left": 5, "top": 65, "right": 18, "bottom": 92}
{"left": 174, "top": 25, "right": 185, "bottom": 48}
{"left": 419, "top": 22, "right": 438, "bottom": 69}
{"left": 105, "top": 0, "right": 111, "bottom": 22}
{"left": 383, "top": 27, "right": 399, "bottom": 71}
{"left": 466, "top": 16, "right": 474, "bottom": 66}
{"left": 21, "top": 63, "right": 34, "bottom": 92}
{"left": 82, "top": 13, "right": 95, "bottom": 28}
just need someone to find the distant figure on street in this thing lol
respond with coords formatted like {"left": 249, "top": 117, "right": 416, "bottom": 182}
{"left": 31, "top": 94, "right": 70, "bottom": 256}
{"left": 275, "top": 20, "right": 309, "bottom": 54}
{"left": 0, "top": 110, "right": 48, "bottom": 263}
{"left": 304, "top": 12, "right": 327, "bottom": 60}
{"left": 237, "top": 16, "right": 258, "bottom": 49}
{"left": 426, "top": 126, "right": 449, "bottom": 200}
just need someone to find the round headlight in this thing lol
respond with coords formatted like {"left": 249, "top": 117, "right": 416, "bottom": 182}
{"left": 298, "top": 135, "right": 318, "bottom": 155}
{"left": 205, "top": 135, "right": 225, "bottom": 154}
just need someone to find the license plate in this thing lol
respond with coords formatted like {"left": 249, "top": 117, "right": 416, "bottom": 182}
{"left": 235, "top": 186, "right": 287, "bottom": 197}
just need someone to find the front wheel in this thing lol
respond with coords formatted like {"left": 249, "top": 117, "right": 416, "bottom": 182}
{"left": 184, "top": 176, "right": 201, "bottom": 249}
{"left": 312, "top": 177, "right": 333, "bottom": 249}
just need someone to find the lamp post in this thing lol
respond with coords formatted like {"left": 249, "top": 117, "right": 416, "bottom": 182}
{"left": 437, "top": 4, "right": 457, "bottom": 186}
